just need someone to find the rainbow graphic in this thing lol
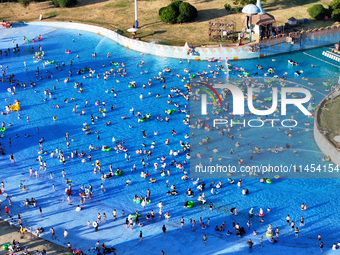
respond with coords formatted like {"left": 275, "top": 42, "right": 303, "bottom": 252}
{"left": 197, "top": 82, "right": 222, "bottom": 106}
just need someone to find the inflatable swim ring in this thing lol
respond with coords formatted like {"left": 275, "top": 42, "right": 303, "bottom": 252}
{"left": 266, "top": 231, "right": 273, "bottom": 237}
{"left": 101, "top": 147, "right": 112, "bottom": 152}
{"left": 131, "top": 214, "right": 142, "bottom": 218}
{"left": 274, "top": 175, "right": 280, "bottom": 179}
{"left": 186, "top": 201, "right": 194, "bottom": 208}
{"left": 266, "top": 178, "right": 272, "bottom": 184}
{"left": 115, "top": 171, "right": 124, "bottom": 176}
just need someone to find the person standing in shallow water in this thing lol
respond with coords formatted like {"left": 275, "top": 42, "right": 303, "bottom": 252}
{"left": 203, "top": 234, "right": 207, "bottom": 246}
{"left": 317, "top": 234, "right": 321, "bottom": 244}
{"left": 247, "top": 239, "right": 254, "bottom": 253}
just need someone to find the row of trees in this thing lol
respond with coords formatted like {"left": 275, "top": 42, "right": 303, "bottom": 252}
{"left": 308, "top": 0, "right": 340, "bottom": 21}
{"left": 17, "top": 0, "right": 76, "bottom": 7}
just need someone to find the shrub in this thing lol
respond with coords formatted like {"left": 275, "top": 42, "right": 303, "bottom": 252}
{"left": 233, "top": 0, "right": 257, "bottom": 6}
{"left": 235, "top": 6, "right": 243, "bottom": 13}
{"left": 52, "top": 0, "right": 77, "bottom": 7}
{"left": 176, "top": 13, "right": 188, "bottom": 23}
{"left": 159, "top": 7, "right": 166, "bottom": 16}
{"left": 159, "top": 1, "right": 197, "bottom": 24}
{"left": 332, "top": 8, "right": 340, "bottom": 21}
{"left": 307, "top": 4, "right": 327, "bottom": 20}
{"left": 224, "top": 3, "right": 232, "bottom": 11}
{"left": 179, "top": 2, "right": 197, "bottom": 21}
{"left": 329, "top": 0, "right": 340, "bottom": 11}
{"left": 160, "top": 5, "right": 179, "bottom": 24}
{"left": 19, "top": 0, "right": 31, "bottom": 7}
{"left": 170, "top": 0, "right": 182, "bottom": 10}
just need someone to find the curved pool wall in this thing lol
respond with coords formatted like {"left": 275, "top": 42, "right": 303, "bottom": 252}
{"left": 29, "top": 22, "right": 340, "bottom": 60}
{"left": 314, "top": 90, "right": 340, "bottom": 166}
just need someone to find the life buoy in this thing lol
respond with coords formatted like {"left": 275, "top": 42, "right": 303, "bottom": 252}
{"left": 266, "top": 231, "right": 273, "bottom": 237}
{"left": 92, "top": 221, "right": 98, "bottom": 227}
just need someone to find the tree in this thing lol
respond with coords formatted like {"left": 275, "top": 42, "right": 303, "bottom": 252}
{"left": 224, "top": 3, "right": 232, "bottom": 11}
{"left": 331, "top": 8, "right": 340, "bottom": 21}
{"left": 160, "top": 5, "right": 179, "bottom": 24}
{"left": 159, "top": 1, "right": 197, "bottom": 24}
{"left": 329, "top": 0, "right": 340, "bottom": 11}
{"left": 52, "top": 0, "right": 77, "bottom": 8}
{"left": 178, "top": 2, "right": 197, "bottom": 22}
{"left": 307, "top": 4, "right": 328, "bottom": 20}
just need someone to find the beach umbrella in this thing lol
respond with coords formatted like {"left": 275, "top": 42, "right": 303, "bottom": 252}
{"left": 184, "top": 42, "right": 190, "bottom": 50}
{"left": 127, "top": 27, "right": 139, "bottom": 33}
{"left": 0, "top": 195, "right": 7, "bottom": 202}
{"left": 242, "top": 4, "right": 260, "bottom": 43}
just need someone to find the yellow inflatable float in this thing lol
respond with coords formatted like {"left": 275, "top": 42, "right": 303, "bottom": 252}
{"left": 10, "top": 100, "right": 20, "bottom": 111}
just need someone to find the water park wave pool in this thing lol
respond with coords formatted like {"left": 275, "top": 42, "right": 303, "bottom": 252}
{"left": 0, "top": 23, "right": 339, "bottom": 255}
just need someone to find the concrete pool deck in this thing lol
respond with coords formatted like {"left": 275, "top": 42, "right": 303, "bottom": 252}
{"left": 27, "top": 21, "right": 340, "bottom": 61}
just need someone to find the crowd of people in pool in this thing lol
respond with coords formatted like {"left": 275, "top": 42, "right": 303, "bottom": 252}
{"left": 0, "top": 30, "right": 339, "bottom": 255}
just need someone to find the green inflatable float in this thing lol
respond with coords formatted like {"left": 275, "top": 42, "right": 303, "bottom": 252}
{"left": 186, "top": 201, "right": 194, "bottom": 208}
{"left": 167, "top": 109, "right": 176, "bottom": 115}
{"left": 115, "top": 170, "right": 124, "bottom": 176}
{"left": 131, "top": 214, "right": 142, "bottom": 218}
{"left": 2, "top": 244, "right": 11, "bottom": 250}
